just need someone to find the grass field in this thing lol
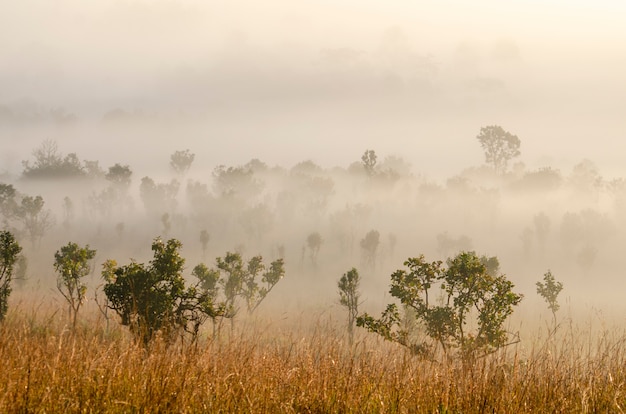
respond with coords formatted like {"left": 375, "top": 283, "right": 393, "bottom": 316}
{"left": 1, "top": 297, "right": 626, "bottom": 413}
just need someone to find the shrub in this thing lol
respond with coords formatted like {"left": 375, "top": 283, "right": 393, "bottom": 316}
{"left": 102, "top": 237, "right": 224, "bottom": 345}
{"left": 357, "top": 251, "right": 523, "bottom": 359}
{"left": 0, "top": 231, "right": 21, "bottom": 320}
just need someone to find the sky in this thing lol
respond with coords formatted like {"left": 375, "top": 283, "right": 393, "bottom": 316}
{"left": 1, "top": 0, "right": 625, "bottom": 178}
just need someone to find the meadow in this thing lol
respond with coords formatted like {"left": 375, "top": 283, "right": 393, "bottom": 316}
{"left": 2, "top": 294, "right": 625, "bottom": 413}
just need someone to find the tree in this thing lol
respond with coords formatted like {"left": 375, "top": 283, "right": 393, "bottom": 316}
{"left": 338, "top": 268, "right": 361, "bottom": 344}
{"left": 476, "top": 125, "right": 521, "bottom": 175}
{"left": 139, "top": 177, "right": 180, "bottom": 216}
{"left": 306, "top": 232, "right": 323, "bottom": 267}
{"left": 207, "top": 252, "right": 285, "bottom": 318}
{"left": 191, "top": 263, "right": 226, "bottom": 338}
{"left": 0, "top": 184, "right": 17, "bottom": 222}
{"left": 360, "top": 230, "right": 380, "bottom": 269}
{"left": 212, "top": 165, "right": 262, "bottom": 199}
{"left": 105, "top": 163, "right": 133, "bottom": 189}
{"left": 536, "top": 270, "right": 563, "bottom": 331}
{"left": 103, "top": 238, "right": 223, "bottom": 345}
{"left": 0, "top": 231, "right": 22, "bottom": 321}
{"left": 238, "top": 204, "right": 274, "bottom": 243}
{"left": 15, "top": 195, "right": 55, "bottom": 247}
{"left": 199, "top": 230, "right": 210, "bottom": 260}
{"left": 62, "top": 196, "right": 74, "bottom": 230}
{"left": 170, "top": 149, "right": 195, "bottom": 176}
{"left": 21, "top": 139, "right": 86, "bottom": 179}
{"left": 361, "top": 149, "right": 378, "bottom": 177}
{"left": 357, "top": 251, "right": 523, "bottom": 359}
{"left": 54, "top": 242, "right": 96, "bottom": 329}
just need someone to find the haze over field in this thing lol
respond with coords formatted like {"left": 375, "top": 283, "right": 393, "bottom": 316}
{"left": 2, "top": 1, "right": 626, "bottom": 176}
{"left": 2, "top": 1, "right": 626, "bottom": 326}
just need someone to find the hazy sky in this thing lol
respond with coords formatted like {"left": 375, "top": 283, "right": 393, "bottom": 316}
{"left": 1, "top": 0, "right": 625, "bottom": 177}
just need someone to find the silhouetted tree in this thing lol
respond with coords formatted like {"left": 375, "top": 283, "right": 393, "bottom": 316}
{"left": 200, "top": 230, "right": 210, "bottom": 260}
{"left": 170, "top": 149, "right": 195, "bottom": 176}
{"left": 476, "top": 125, "right": 520, "bottom": 175}
{"left": 139, "top": 177, "right": 180, "bottom": 216}
{"left": 361, "top": 149, "right": 378, "bottom": 177}
{"left": 22, "top": 140, "right": 86, "bottom": 179}
{"left": 520, "top": 227, "right": 533, "bottom": 259}
{"left": 16, "top": 195, "right": 54, "bottom": 247}
{"left": 105, "top": 163, "right": 133, "bottom": 190}
{"left": 306, "top": 232, "right": 323, "bottom": 267}
{"left": 0, "top": 184, "right": 17, "bottom": 224}
{"left": 360, "top": 229, "right": 380, "bottom": 269}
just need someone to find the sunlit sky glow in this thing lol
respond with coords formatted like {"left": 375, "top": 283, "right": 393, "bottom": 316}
{"left": 1, "top": 0, "right": 625, "bottom": 177}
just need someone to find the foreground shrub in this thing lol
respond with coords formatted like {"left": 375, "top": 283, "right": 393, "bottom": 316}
{"left": 0, "top": 230, "right": 21, "bottom": 321}
{"left": 102, "top": 237, "right": 224, "bottom": 345}
{"left": 358, "top": 251, "right": 523, "bottom": 359}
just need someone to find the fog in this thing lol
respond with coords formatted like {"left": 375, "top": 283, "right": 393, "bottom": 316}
{"left": 2, "top": 1, "right": 626, "bottom": 328}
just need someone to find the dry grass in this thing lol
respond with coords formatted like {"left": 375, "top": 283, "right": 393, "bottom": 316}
{"left": 1, "top": 302, "right": 626, "bottom": 413}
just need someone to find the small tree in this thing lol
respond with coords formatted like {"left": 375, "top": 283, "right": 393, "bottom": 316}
{"left": 54, "top": 242, "right": 96, "bottom": 329}
{"left": 170, "top": 149, "right": 195, "bottom": 176}
{"left": 306, "top": 232, "right": 323, "bottom": 267}
{"left": 360, "top": 230, "right": 380, "bottom": 269}
{"left": 476, "top": 125, "right": 521, "bottom": 175}
{"left": 0, "top": 184, "right": 18, "bottom": 223}
{"left": 358, "top": 251, "right": 523, "bottom": 359}
{"left": 16, "top": 195, "right": 55, "bottom": 247}
{"left": 199, "top": 230, "right": 210, "bottom": 260}
{"left": 105, "top": 163, "right": 133, "bottom": 189}
{"left": 22, "top": 139, "right": 86, "bottom": 179}
{"left": 536, "top": 270, "right": 563, "bottom": 331}
{"left": 338, "top": 268, "right": 361, "bottom": 344}
{"left": 191, "top": 263, "right": 225, "bottom": 338}
{"left": 0, "top": 231, "right": 22, "bottom": 321}
{"left": 208, "top": 252, "right": 285, "bottom": 318}
{"left": 103, "top": 238, "right": 223, "bottom": 345}
{"left": 361, "top": 149, "right": 378, "bottom": 177}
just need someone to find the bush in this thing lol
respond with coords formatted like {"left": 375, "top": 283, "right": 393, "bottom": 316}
{"left": 0, "top": 231, "right": 21, "bottom": 320}
{"left": 357, "top": 251, "right": 523, "bottom": 359}
{"left": 102, "top": 237, "right": 224, "bottom": 345}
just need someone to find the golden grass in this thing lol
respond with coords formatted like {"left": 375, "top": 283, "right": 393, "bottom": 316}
{"left": 1, "top": 303, "right": 626, "bottom": 413}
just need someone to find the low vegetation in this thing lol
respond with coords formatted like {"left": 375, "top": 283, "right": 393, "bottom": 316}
{"left": 1, "top": 301, "right": 625, "bottom": 413}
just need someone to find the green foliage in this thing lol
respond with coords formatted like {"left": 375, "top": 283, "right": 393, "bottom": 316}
{"left": 536, "top": 270, "right": 563, "bottom": 327}
{"left": 0, "top": 231, "right": 22, "bottom": 321}
{"left": 338, "top": 268, "right": 361, "bottom": 343}
{"left": 54, "top": 242, "right": 96, "bottom": 328}
{"left": 357, "top": 251, "right": 523, "bottom": 359}
{"left": 207, "top": 252, "right": 285, "bottom": 316}
{"left": 103, "top": 238, "right": 225, "bottom": 345}
{"left": 476, "top": 125, "right": 521, "bottom": 175}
